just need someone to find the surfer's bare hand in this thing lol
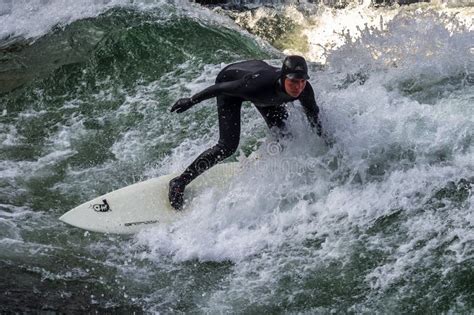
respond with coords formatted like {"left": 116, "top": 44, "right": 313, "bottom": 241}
{"left": 170, "top": 98, "right": 194, "bottom": 113}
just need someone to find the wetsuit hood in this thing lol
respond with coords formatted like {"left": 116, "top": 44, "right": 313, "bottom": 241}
{"left": 281, "top": 55, "right": 310, "bottom": 80}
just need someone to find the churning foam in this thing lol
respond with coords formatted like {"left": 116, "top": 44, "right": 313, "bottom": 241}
{"left": 132, "top": 13, "right": 473, "bottom": 304}
{"left": 0, "top": 0, "right": 238, "bottom": 41}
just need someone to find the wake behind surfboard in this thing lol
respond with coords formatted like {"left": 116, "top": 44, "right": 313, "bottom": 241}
{"left": 59, "top": 162, "right": 240, "bottom": 234}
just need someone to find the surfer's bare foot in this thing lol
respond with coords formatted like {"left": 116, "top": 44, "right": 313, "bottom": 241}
{"left": 169, "top": 177, "right": 186, "bottom": 210}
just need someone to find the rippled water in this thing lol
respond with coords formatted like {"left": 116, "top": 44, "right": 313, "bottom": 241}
{"left": 0, "top": 0, "right": 472, "bottom": 313}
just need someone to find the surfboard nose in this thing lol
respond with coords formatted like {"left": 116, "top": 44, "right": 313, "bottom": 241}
{"left": 59, "top": 162, "right": 239, "bottom": 234}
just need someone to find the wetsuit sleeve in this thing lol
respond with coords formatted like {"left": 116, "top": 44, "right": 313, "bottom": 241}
{"left": 189, "top": 79, "right": 246, "bottom": 105}
{"left": 299, "top": 82, "right": 322, "bottom": 136}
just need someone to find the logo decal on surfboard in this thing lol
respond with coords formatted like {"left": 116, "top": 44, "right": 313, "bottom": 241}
{"left": 124, "top": 220, "right": 158, "bottom": 227}
{"left": 91, "top": 199, "right": 111, "bottom": 212}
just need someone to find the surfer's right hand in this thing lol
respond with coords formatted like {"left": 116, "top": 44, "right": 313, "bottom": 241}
{"left": 170, "top": 98, "right": 194, "bottom": 113}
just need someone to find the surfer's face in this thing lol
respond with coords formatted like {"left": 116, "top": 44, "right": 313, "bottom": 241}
{"left": 284, "top": 77, "right": 306, "bottom": 97}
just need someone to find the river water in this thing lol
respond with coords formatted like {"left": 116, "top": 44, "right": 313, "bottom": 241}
{"left": 0, "top": 0, "right": 473, "bottom": 313}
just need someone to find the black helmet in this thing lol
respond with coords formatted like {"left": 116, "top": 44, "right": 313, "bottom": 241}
{"left": 281, "top": 55, "right": 309, "bottom": 80}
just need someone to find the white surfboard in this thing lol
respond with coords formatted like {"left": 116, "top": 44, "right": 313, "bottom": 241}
{"left": 59, "top": 162, "right": 241, "bottom": 234}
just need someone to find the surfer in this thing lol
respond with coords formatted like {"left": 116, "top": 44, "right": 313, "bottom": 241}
{"left": 168, "top": 55, "right": 322, "bottom": 210}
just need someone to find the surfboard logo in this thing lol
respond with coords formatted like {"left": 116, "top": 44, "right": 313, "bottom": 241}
{"left": 91, "top": 199, "right": 111, "bottom": 212}
{"left": 124, "top": 220, "right": 159, "bottom": 227}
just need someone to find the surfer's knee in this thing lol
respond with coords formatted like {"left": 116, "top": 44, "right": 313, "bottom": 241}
{"left": 216, "top": 141, "right": 238, "bottom": 158}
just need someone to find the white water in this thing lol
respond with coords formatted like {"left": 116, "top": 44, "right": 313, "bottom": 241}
{"left": 0, "top": 0, "right": 238, "bottom": 41}
{"left": 122, "top": 10, "right": 473, "bottom": 310}
{"left": 231, "top": 2, "right": 473, "bottom": 63}
{"left": 1, "top": 0, "right": 472, "bottom": 312}
{"left": 127, "top": 5, "right": 473, "bottom": 254}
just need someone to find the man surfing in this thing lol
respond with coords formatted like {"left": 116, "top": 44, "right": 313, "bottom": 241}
{"left": 169, "top": 55, "right": 322, "bottom": 210}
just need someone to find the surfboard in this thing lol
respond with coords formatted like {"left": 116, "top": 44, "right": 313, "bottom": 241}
{"left": 59, "top": 162, "right": 241, "bottom": 234}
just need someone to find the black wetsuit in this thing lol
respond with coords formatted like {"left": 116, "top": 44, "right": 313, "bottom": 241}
{"left": 177, "top": 60, "right": 321, "bottom": 185}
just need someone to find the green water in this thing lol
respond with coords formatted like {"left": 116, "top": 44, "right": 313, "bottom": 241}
{"left": 1, "top": 3, "right": 473, "bottom": 314}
